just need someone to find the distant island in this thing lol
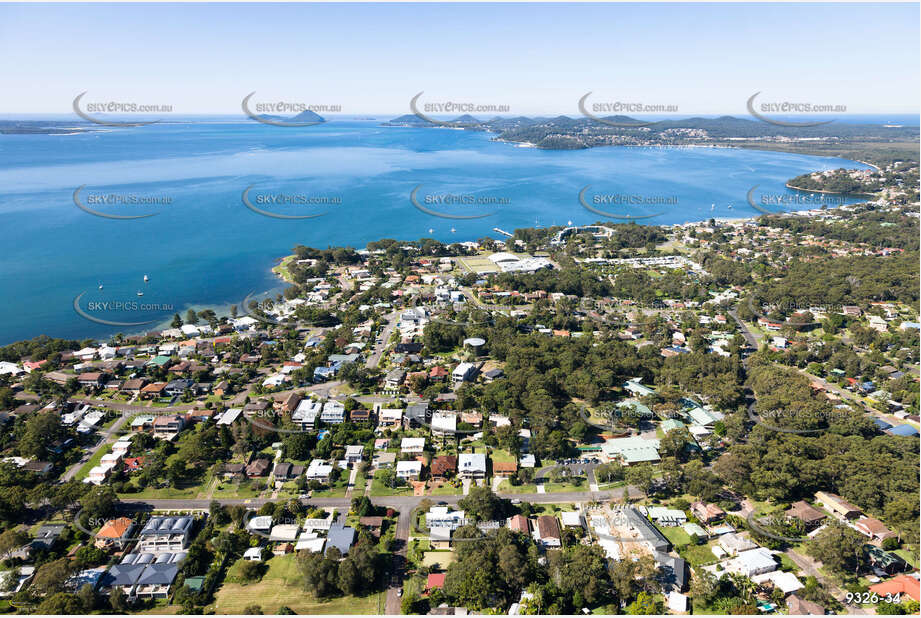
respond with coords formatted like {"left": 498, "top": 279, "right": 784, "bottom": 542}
{"left": 257, "top": 109, "right": 325, "bottom": 124}
{"left": 382, "top": 113, "right": 920, "bottom": 167}
{"left": 0, "top": 120, "right": 96, "bottom": 135}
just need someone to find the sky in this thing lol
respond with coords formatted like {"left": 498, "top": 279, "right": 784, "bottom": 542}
{"left": 0, "top": 2, "right": 918, "bottom": 116}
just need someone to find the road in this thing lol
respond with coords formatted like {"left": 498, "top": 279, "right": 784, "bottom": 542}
{"left": 728, "top": 308, "right": 759, "bottom": 350}
{"left": 118, "top": 486, "right": 644, "bottom": 513}
{"left": 384, "top": 507, "right": 412, "bottom": 614}
{"left": 783, "top": 548, "right": 871, "bottom": 615}
{"left": 61, "top": 412, "right": 131, "bottom": 481}
{"left": 366, "top": 312, "right": 399, "bottom": 370}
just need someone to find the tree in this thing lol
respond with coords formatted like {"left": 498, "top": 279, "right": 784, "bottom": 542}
{"left": 625, "top": 591, "right": 665, "bottom": 614}
{"left": 807, "top": 523, "right": 866, "bottom": 575}
{"left": 109, "top": 587, "right": 128, "bottom": 612}
{"left": 625, "top": 464, "right": 655, "bottom": 497}
{"left": 186, "top": 309, "right": 199, "bottom": 324}
{"left": 337, "top": 557, "right": 361, "bottom": 595}
{"left": 239, "top": 560, "right": 265, "bottom": 582}
{"left": 243, "top": 604, "right": 263, "bottom": 614}
{"left": 351, "top": 496, "right": 375, "bottom": 517}
{"left": 31, "top": 558, "right": 76, "bottom": 596}
{"left": 0, "top": 528, "right": 28, "bottom": 558}
{"left": 458, "top": 486, "right": 508, "bottom": 522}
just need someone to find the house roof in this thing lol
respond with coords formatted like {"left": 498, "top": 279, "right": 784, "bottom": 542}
{"left": 869, "top": 574, "right": 921, "bottom": 602}
{"left": 98, "top": 517, "right": 135, "bottom": 539}
{"left": 427, "top": 573, "right": 446, "bottom": 590}
{"left": 786, "top": 501, "right": 827, "bottom": 524}
{"left": 535, "top": 515, "right": 560, "bottom": 540}
{"left": 431, "top": 455, "right": 457, "bottom": 475}
{"left": 508, "top": 515, "right": 529, "bottom": 533}
{"left": 492, "top": 461, "right": 518, "bottom": 473}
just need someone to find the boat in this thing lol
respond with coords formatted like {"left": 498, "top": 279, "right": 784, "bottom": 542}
{"left": 143, "top": 274, "right": 149, "bottom": 282}
{"left": 450, "top": 227, "right": 456, "bottom": 234}
{"left": 136, "top": 291, "right": 144, "bottom": 297}
{"left": 98, "top": 283, "right": 103, "bottom": 290}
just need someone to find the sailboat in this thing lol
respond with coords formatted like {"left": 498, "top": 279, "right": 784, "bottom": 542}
{"left": 98, "top": 282, "right": 104, "bottom": 290}
{"left": 136, "top": 290, "right": 144, "bottom": 297}
{"left": 143, "top": 274, "right": 149, "bottom": 282}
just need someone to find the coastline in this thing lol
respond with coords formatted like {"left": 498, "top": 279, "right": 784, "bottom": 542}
{"left": 784, "top": 182, "right": 877, "bottom": 198}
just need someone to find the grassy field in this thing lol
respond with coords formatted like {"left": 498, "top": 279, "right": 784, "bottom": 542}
{"left": 74, "top": 444, "right": 113, "bottom": 481}
{"left": 211, "top": 554, "right": 383, "bottom": 615}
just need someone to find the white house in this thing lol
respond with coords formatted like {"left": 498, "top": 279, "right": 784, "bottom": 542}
{"left": 306, "top": 459, "right": 333, "bottom": 482}
{"left": 320, "top": 400, "right": 345, "bottom": 425}
{"left": 401, "top": 437, "right": 426, "bottom": 455}
{"left": 396, "top": 460, "right": 422, "bottom": 480}
{"left": 458, "top": 453, "right": 487, "bottom": 479}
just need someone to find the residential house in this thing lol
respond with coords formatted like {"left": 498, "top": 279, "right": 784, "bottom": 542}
{"left": 325, "top": 525, "right": 356, "bottom": 557}
{"left": 401, "top": 437, "right": 425, "bottom": 455}
{"left": 95, "top": 518, "right": 136, "bottom": 550}
{"left": 384, "top": 368, "right": 406, "bottom": 391}
{"left": 534, "top": 515, "right": 561, "bottom": 548}
{"left": 320, "top": 400, "right": 345, "bottom": 425}
{"left": 377, "top": 408, "right": 403, "bottom": 431}
{"left": 404, "top": 403, "right": 429, "bottom": 428}
{"left": 152, "top": 415, "right": 185, "bottom": 439}
{"left": 854, "top": 517, "right": 897, "bottom": 543}
{"left": 691, "top": 501, "right": 725, "bottom": 525}
{"left": 306, "top": 459, "right": 333, "bottom": 483}
{"left": 136, "top": 516, "right": 194, "bottom": 552}
{"left": 458, "top": 453, "right": 487, "bottom": 480}
{"left": 430, "top": 456, "right": 457, "bottom": 481}
{"left": 815, "top": 492, "right": 861, "bottom": 519}
{"left": 785, "top": 501, "right": 827, "bottom": 530}
{"left": 344, "top": 445, "right": 364, "bottom": 466}
{"left": 245, "top": 458, "right": 271, "bottom": 478}
{"left": 508, "top": 514, "right": 530, "bottom": 534}
{"left": 396, "top": 460, "right": 423, "bottom": 480}
{"left": 452, "top": 362, "right": 477, "bottom": 384}
{"left": 292, "top": 400, "right": 322, "bottom": 430}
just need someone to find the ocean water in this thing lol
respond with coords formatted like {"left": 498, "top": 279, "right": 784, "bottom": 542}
{"left": 0, "top": 119, "right": 871, "bottom": 344}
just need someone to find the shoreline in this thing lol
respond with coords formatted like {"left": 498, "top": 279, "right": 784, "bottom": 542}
{"left": 784, "top": 182, "right": 877, "bottom": 198}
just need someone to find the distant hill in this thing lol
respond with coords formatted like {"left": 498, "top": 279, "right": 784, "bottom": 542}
{"left": 381, "top": 114, "right": 435, "bottom": 127}
{"left": 451, "top": 114, "right": 481, "bottom": 124}
{"left": 258, "top": 109, "right": 325, "bottom": 124}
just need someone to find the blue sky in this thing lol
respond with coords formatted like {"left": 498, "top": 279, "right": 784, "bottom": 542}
{"left": 1, "top": 2, "right": 918, "bottom": 115}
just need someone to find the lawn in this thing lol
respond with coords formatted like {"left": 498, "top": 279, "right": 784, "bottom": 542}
{"left": 894, "top": 549, "right": 920, "bottom": 569}
{"left": 74, "top": 444, "right": 112, "bottom": 481}
{"left": 422, "top": 551, "right": 456, "bottom": 569}
{"left": 658, "top": 525, "right": 692, "bottom": 548}
{"left": 210, "top": 480, "right": 266, "bottom": 500}
{"left": 680, "top": 541, "right": 720, "bottom": 567}
{"left": 211, "top": 554, "right": 383, "bottom": 615}
{"left": 428, "top": 482, "right": 464, "bottom": 496}
{"left": 369, "top": 472, "right": 413, "bottom": 496}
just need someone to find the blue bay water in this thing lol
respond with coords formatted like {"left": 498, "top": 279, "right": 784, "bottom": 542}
{"left": 0, "top": 120, "right": 870, "bottom": 344}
